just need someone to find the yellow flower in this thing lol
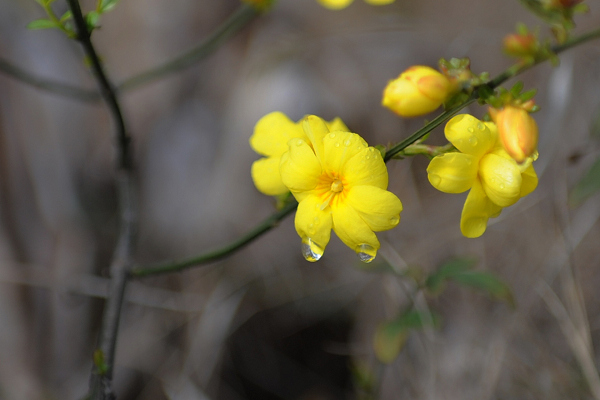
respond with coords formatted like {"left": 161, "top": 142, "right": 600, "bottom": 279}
{"left": 317, "top": 0, "right": 394, "bottom": 10}
{"left": 382, "top": 66, "right": 451, "bottom": 118}
{"left": 279, "top": 116, "right": 402, "bottom": 262}
{"left": 490, "top": 106, "right": 539, "bottom": 163}
{"left": 250, "top": 112, "right": 348, "bottom": 196}
{"left": 426, "top": 114, "right": 538, "bottom": 238}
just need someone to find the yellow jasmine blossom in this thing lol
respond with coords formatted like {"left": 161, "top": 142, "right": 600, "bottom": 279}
{"left": 250, "top": 111, "right": 348, "bottom": 196}
{"left": 427, "top": 114, "right": 538, "bottom": 238}
{"left": 317, "top": 0, "right": 394, "bottom": 10}
{"left": 279, "top": 115, "right": 402, "bottom": 262}
{"left": 490, "top": 106, "right": 539, "bottom": 163}
{"left": 382, "top": 66, "right": 451, "bottom": 118}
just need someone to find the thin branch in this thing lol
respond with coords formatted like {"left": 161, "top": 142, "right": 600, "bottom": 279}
{"left": 117, "top": 4, "right": 258, "bottom": 92}
{"left": 130, "top": 198, "right": 298, "bottom": 277}
{"left": 0, "top": 57, "right": 100, "bottom": 102}
{"left": 0, "top": 4, "right": 258, "bottom": 101}
{"left": 63, "top": 1, "right": 135, "bottom": 399}
{"left": 384, "top": 27, "right": 600, "bottom": 161}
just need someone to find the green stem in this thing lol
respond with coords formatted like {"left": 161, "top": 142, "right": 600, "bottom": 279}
{"left": 384, "top": 26, "right": 600, "bottom": 162}
{"left": 116, "top": 4, "right": 258, "bottom": 92}
{"left": 129, "top": 198, "right": 298, "bottom": 277}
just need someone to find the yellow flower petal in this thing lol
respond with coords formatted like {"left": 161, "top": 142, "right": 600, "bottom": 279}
{"left": 280, "top": 138, "right": 322, "bottom": 194}
{"left": 342, "top": 146, "right": 388, "bottom": 189}
{"left": 345, "top": 186, "right": 402, "bottom": 231}
{"left": 251, "top": 157, "right": 288, "bottom": 196}
{"left": 520, "top": 164, "right": 538, "bottom": 198}
{"left": 427, "top": 152, "right": 478, "bottom": 193}
{"left": 250, "top": 112, "right": 304, "bottom": 157}
{"left": 445, "top": 114, "right": 497, "bottom": 158}
{"left": 331, "top": 201, "right": 380, "bottom": 253}
{"left": 302, "top": 115, "right": 330, "bottom": 163}
{"left": 326, "top": 117, "right": 350, "bottom": 133}
{"left": 317, "top": 0, "right": 353, "bottom": 9}
{"left": 460, "top": 179, "right": 503, "bottom": 238}
{"left": 295, "top": 194, "right": 333, "bottom": 257}
{"left": 479, "top": 153, "right": 522, "bottom": 207}
{"left": 323, "top": 131, "right": 369, "bottom": 175}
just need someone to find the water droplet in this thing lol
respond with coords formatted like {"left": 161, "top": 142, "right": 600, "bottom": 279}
{"left": 477, "top": 123, "right": 485, "bottom": 131}
{"left": 499, "top": 183, "right": 505, "bottom": 189}
{"left": 365, "top": 155, "right": 371, "bottom": 160}
{"left": 344, "top": 139, "right": 352, "bottom": 147}
{"left": 355, "top": 243, "right": 376, "bottom": 263}
{"left": 389, "top": 215, "right": 400, "bottom": 225}
{"left": 301, "top": 238, "right": 324, "bottom": 262}
{"left": 329, "top": 133, "right": 336, "bottom": 139}
{"left": 429, "top": 174, "right": 442, "bottom": 187}
{"left": 467, "top": 127, "right": 474, "bottom": 133}
{"left": 296, "top": 139, "right": 303, "bottom": 147}
{"left": 308, "top": 223, "right": 316, "bottom": 235}
{"left": 334, "top": 142, "right": 340, "bottom": 148}
{"left": 313, "top": 216, "right": 319, "bottom": 223}
{"left": 469, "top": 137, "right": 478, "bottom": 145}
{"left": 369, "top": 148, "right": 375, "bottom": 152}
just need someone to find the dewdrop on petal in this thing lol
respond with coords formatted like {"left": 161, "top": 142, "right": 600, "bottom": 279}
{"left": 382, "top": 66, "right": 451, "bottom": 117}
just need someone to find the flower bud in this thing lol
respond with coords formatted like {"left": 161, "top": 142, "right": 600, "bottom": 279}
{"left": 491, "top": 106, "right": 539, "bottom": 163}
{"left": 382, "top": 66, "right": 451, "bottom": 117}
{"left": 503, "top": 33, "right": 537, "bottom": 57}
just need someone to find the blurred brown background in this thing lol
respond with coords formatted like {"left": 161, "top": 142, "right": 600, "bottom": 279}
{"left": 0, "top": 0, "right": 600, "bottom": 399}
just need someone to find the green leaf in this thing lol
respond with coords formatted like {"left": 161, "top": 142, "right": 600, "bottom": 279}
{"left": 60, "top": 10, "right": 72, "bottom": 23}
{"left": 100, "top": 0, "right": 120, "bottom": 12}
{"left": 520, "top": 88, "right": 537, "bottom": 102}
{"left": 510, "top": 81, "right": 524, "bottom": 97}
{"left": 373, "top": 310, "right": 440, "bottom": 364}
{"left": 425, "top": 258, "right": 515, "bottom": 307}
{"left": 27, "top": 18, "right": 57, "bottom": 30}
{"left": 86, "top": 11, "right": 101, "bottom": 30}
{"left": 570, "top": 156, "right": 600, "bottom": 206}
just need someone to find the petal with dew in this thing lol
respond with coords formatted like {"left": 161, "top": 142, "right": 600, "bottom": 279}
{"left": 332, "top": 201, "right": 380, "bottom": 254}
{"left": 345, "top": 186, "right": 402, "bottom": 232}
{"left": 479, "top": 153, "right": 522, "bottom": 207}
{"left": 251, "top": 157, "right": 288, "bottom": 196}
{"left": 520, "top": 164, "right": 538, "bottom": 198}
{"left": 460, "top": 179, "right": 503, "bottom": 238}
{"left": 445, "top": 114, "right": 496, "bottom": 158}
{"left": 280, "top": 138, "right": 321, "bottom": 194}
{"left": 323, "top": 132, "right": 369, "bottom": 175}
{"left": 250, "top": 112, "right": 304, "bottom": 157}
{"left": 427, "top": 152, "right": 478, "bottom": 193}
{"left": 295, "top": 194, "right": 333, "bottom": 255}
{"left": 342, "top": 146, "right": 388, "bottom": 189}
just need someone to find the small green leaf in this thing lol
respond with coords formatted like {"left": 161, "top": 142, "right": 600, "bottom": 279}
{"left": 425, "top": 258, "right": 514, "bottom": 307}
{"left": 27, "top": 18, "right": 57, "bottom": 30}
{"left": 570, "top": 156, "right": 600, "bottom": 206}
{"left": 510, "top": 81, "right": 524, "bottom": 97}
{"left": 520, "top": 88, "right": 537, "bottom": 102}
{"left": 60, "top": 10, "right": 72, "bottom": 23}
{"left": 100, "top": 0, "right": 120, "bottom": 12}
{"left": 373, "top": 310, "right": 440, "bottom": 363}
{"left": 86, "top": 11, "right": 100, "bottom": 30}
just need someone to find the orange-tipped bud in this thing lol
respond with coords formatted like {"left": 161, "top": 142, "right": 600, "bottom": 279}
{"left": 491, "top": 106, "right": 539, "bottom": 163}
{"left": 382, "top": 66, "right": 451, "bottom": 118}
{"left": 503, "top": 33, "right": 537, "bottom": 57}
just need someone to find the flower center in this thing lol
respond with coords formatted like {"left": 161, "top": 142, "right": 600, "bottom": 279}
{"left": 330, "top": 179, "right": 343, "bottom": 193}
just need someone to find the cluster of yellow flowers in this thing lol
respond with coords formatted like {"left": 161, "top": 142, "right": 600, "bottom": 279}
{"left": 250, "top": 65, "right": 540, "bottom": 261}
{"left": 250, "top": 112, "right": 402, "bottom": 262}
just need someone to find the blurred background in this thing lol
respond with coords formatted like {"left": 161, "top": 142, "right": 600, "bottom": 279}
{"left": 0, "top": 0, "right": 600, "bottom": 399}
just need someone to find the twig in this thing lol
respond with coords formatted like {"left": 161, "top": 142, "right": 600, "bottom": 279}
{"left": 0, "top": 4, "right": 258, "bottom": 101}
{"left": 130, "top": 198, "right": 298, "bottom": 277}
{"left": 63, "top": 0, "right": 135, "bottom": 399}
{"left": 0, "top": 57, "right": 100, "bottom": 102}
